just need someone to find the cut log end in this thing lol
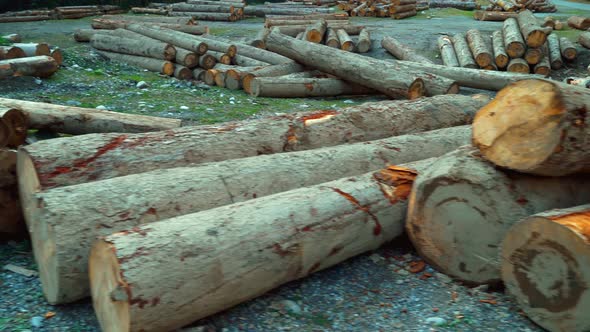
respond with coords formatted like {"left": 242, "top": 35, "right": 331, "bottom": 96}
{"left": 162, "top": 62, "right": 175, "bottom": 76}
{"left": 525, "top": 30, "right": 548, "bottom": 49}
{"left": 90, "top": 240, "right": 130, "bottom": 332}
{"left": 3, "top": 108, "right": 28, "bottom": 148}
{"left": 408, "top": 79, "right": 426, "bottom": 100}
{"left": 0, "top": 120, "right": 9, "bottom": 148}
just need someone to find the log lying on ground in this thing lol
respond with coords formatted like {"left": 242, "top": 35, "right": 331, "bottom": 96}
{"left": 174, "top": 65, "right": 193, "bottom": 80}
{"left": 336, "top": 29, "right": 354, "bottom": 52}
{"left": 241, "top": 62, "right": 304, "bottom": 93}
{"left": 0, "top": 98, "right": 181, "bottom": 135}
{"left": 406, "top": 145, "right": 590, "bottom": 285}
{"left": 0, "top": 46, "right": 26, "bottom": 59}
{"left": 466, "top": 29, "right": 493, "bottom": 68}
{"left": 1, "top": 107, "right": 28, "bottom": 148}
{"left": 251, "top": 77, "right": 376, "bottom": 97}
{"left": 91, "top": 19, "right": 209, "bottom": 35}
{"left": 452, "top": 33, "right": 477, "bottom": 69}
{"left": 0, "top": 56, "right": 58, "bottom": 79}
{"left": 18, "top": 94, "right": 486, "bottom": 203}
{"left": 517, "top": 10, "right": 548, "bottom": 48}
{"left": 547, "top": 34, "right": 562, "bottom": 69}
{"left": 580, "top": 32, "right": 590, "bottom": 49}
{"left": 125, "top": 24, "right": 209, "bottom": 55}
{"left": 507, "top": 58, "right": 530, "bottom": 73}
{"left": 357, "top": 29, "right": 371, "bottom": 53}
{"left": 97, "top": 51, "right": 174, "bottom": 76}
{"left": 12, "top": 43, "right": 50, "bottom": 56}
{"left": 559, "top": 37, "right": 577, "bottom": 61}
{"left": 501, "top": 205, "right": 590, "bottom": 332}
{"left": 50, "top": 47, "right": 63, "bottom": 66}
{"left": 492, "top": 31, "right": 508, "bottom": 69}
{"left": 168, "top": 12, "right": 237, "bottom": 21}
{"left": 73, "top": 29, "right": 107, "bottom": 42}
{"left": 503, "top": 18, "right": 526, "bottom": 58}
{"left": 533, "top": 47, "right": 550, "bottom": 76}
{"left": 474, "top": 10, "right": 518, "bottom": 21}
{"left": 429, "top": 0, "right": 477, "bottom": 9}
{"left": 567, "top": 16, "right": 590, "bottom": 30}
{"left": 171, "top": 3, "right": 236, "bottom": 13}
{"left": 204, "top": 34, "right": 295, "bottom": 65}
{"left": 101, "top": 15, "right": 195, "bottom": 25}
{"left": 276, "top": 25, "right": 364, "bottom": 37}
{"left": 382, "top": 36, "right": 433, "bottom": 64}
{"left": 524, "top": 47, "right": 542, "bottom": 65}
{"left": 0, "top": 149, "right": 25, "bottom": 238}
{"left": 32, "top": 126, "right": 470, "bottom": 303}
{"left": 0, "top": 16, "right": 51, "bottom": 23}
{"left": 90, "top": 34, "right": 176, "bottom": 61}
{"left": 130, "top": 7, "right": 168, "bottom": 15}
{"left": 265, "top": 19, "right": 348, "bottom": 27}
{"left": 305, "top": 19, "right": 327, "bottom": 43}
{"left": 473, "top": 79, "right": 590, "bottom": 176}
{"left": 244, "top": 5, "right": 334, "bottom": 17}
{"left": 0, "top": 118, "right": 9, "bottom": 148}
{"left": 325, "top": 28, "right": 340, "bottom": 48}
{"left": 90, "top": 158, "right": 430, "bottom": 332}
{"left": 437, "top": 36, "right": 459, "bottom": 67}
{"left": 251, "top": 28, "right": 271, "bottom": 48}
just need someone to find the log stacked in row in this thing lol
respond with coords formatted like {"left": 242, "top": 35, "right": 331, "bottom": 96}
{"left": 337, "top": 0, "right": 418, "bottom": 19}
{"left": 170, "top": 1, "right": 245, "bottom": 22}
{"left": 0, "top": 5, "right": 125, "bottom": 23}
{"left": 483, "top": 0, "right": 556, "bottom": 15}
{"left": 0, "top": 41, "right": 62, "bottom": 79}
{"left": 428, "top": 0, "right": 479, "bottom": 11}
{"left": 244, "top": 4, "right": 335, "bottom": 17}
{"left": 406, "top": 79, "right": 590, "bottom": 332}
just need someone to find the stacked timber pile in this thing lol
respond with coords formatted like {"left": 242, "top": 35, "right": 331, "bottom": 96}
{"left": 245, "top": 3, "right": 334, "bottom": 17}
{"left": 405, "top": 79, "right": 590, "bottom": 332}
{"left": 428, "top": 0, "right": 479, "bottom": 11}
{"left": 0, "top": 97, "right": 181, "bottom": 239}
{"left": 169, "top": 0, "right": 246, "bottom": 22}
{"left": 473, "top": 0, "right": 556, "bottom": 20}
{"left": 0, "top": 5, "right": 125, "bottom": 23}
{"left": 337, "top": 0, "right": 418, "bottom": 18}
{"left": 0, "top": 38, "right": 63, "bottom": 79}
{"left": 436, "top": 11, "right": 579, "bottom": 76}
{"left": 0, "top": 9, "right": 54, "bottom": 23}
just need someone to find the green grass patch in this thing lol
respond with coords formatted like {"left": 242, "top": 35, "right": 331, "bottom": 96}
{"left": 427, "top": 8, "right": 476, "bottom": 19}
{"left": 0, "top": 37, "right": 10, "bottom": 46}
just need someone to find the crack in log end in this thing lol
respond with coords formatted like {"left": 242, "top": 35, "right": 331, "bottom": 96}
{"left": 373, "top": 166, "right": 418, "bottom": 204}
{"left": 330, "top": 187, "right": 383, "bottom": 236}
{"left": 308, "top": 262, "right": 321, "bottom": 274}
{"left": 300, "top": 110, "right": 339, "bottom": 127}
{"left": 516, "top": 196, "right": 529, "bottom": 205}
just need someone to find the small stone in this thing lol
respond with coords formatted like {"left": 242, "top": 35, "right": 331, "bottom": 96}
{"left": 71, "top": 64, "right": 80, "bottom": 68}
{"left": 206, "top": 108, "right": 214, "bottom": 112}
{"left": 180, "top": 106, "right": 189, "bottom": 110}
{"left": 369, "top": 254, "right": 384, "bottom": 264}
{"left": 395, "top": 279, "right": 405, "bottom": 285}
{"left": 66, "top": 100, "right": 81, "bottom": 106}
{"left": 30, "top": 316, "right": 43, "bottom": 328}
{"left": 397, "top": 269, "right": 410, "bottom": 276}
{"left": 85, "top": 68, "right": 93, "bottom": 72}
{"left": 229, "top": 101, "right": 235, "bottom": 105}
{"left": 96, "top": 105, "right": 107, "bottom": 110}
{"left": 435, "top": 272, "right": 452, "bottom": 283}
{"left": 280, "top": 300, "right": 302, "bottom": 315}
{"left": 425, "top": 317, "right": 447, "bottom": 326}
{"left": 343, "top": 99, "right": 354, "bottom": 104}
{"left": 34, "top": 78, "right": 42, "bottom": 85}
{"left": 136, "top": 81, "right": 149, "bottom": 89}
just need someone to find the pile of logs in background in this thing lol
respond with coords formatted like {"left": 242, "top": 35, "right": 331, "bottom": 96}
{"left": 0, "top": 34, "right": 62, "bottom": 79}
{"left": 337, "top": 0, "right": 419, "bottom": 19}
{"left": 486, "top": 0, "right": 557, "bottom": 13}
{"left": 0, "top": 5, "right": 125, "bottom": 23}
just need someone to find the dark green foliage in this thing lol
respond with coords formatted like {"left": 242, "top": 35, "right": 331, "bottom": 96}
{"left": 0, "top": 0, "right": 186, "bottom": 12}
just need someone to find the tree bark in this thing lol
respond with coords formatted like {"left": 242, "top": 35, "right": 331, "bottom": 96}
{"left": 198, "top": 53, "right": 217, "bottom": 69}
{"left": 393, "top": 10, "right": 417, "bottom": 19}
{"left": 524, "top": 47, "right": 542, "bottom": 65}
{"left": 32, "top": 126, "right": 470, "bottom": 303}
{"left": 264, "top": 14, "right": 348, "bottom": 20}
{"left": 204, "top": 34, "right": 295, "bottom": 65}
{"left": 406, "top": 145, "right": 590, "bottom": 285}
{"left": 204, "top": 69, "right": 218, "bottom": 85}
{"left": 0, "top": 46, "right": 26, "bottom": 59}
{"left": 90, "top": 35, "right": 176, "bottom": 61}
{"left": 276, "top": 25, "right": 364, "bottom": 37}
{"left": 251, "top": 28, "right": 271, "bottom": 49}
{"left": 325, "top": 28, "right": 340, "bottom": 48}
{"left": 0, "top": 16, "right": 51, "bottom": 23}
{"left": 489, "top": 0, "right": 516, "bottom": 11}
{"left": 437, "top": 36, "right": 460, "bottom": 67}
{"left": 264, "top": 19, "right": 348, "bottom": 27}
{"left": 474, "top": 10, "right": 518, "bottom": 21}
{"left": 101, "top": 15, "right": 195, "bottom": 25}
{"left": 304, "top": 19, "right": 327, "bottom": 43}
{"left": 214, "top": 70, "right": 226, "bottom": 87}
{"left": 91, "top": 19, "right": 209, "bottom": 35}
{"left": 12, "top": 43, "right": 50, "bottom": 56}
{"left": 250, "top": 77, "right": 376, "bottom": 97}
{"left": 429, "top": 0, "right": 477, "bottom": 10}
{"left": 579, "top": 32, "right": 590, "bottom": 49}
{"left": 231, "top": 54, "right": 269, "bottom": 67}
{"left": 244, "top": 5, "right": 334, "bottom": 17}
{"left": 382, "top": 36, "right": 433, "bottom": 63}
{"left": 130, "top": 7, "right": 169, "bottom": 15}
{"left": 1, "top": 107, "right": 28, "bottom": 148}
{"left": 466, "top": 29, "right": 493, "bottom": 68}
{"left": 171, "top": 3, "right": 235, "bottom": 13}
{"left": 503, "top": 18, "right": 526, "bottom": 58}
{"left": 174, "top": 65, "right": 193, "bottom": 80}
{"left": 533, "top": 46, "right": 550, "bottom": 76}
{"left": 50, "top": 47, "right": 63, "bottom": 66}
{"left": 517, "top": 10, "right": 549, "bottom": 48}
{"left": 501, "top": 204, "right": 590, "bottom": 332}
{"left": 473, "top": 79, "right": 590, "bottom": 176}
{"left": 0, "top": 98, "right": 180, "bottom": 135}
{"left": 73, "top": 29, "right": 106, "bottom": 42}
{"left": 356, "top": 29, "right": 371, "bottom": 53}
{"left": 567, "top": 16, "right": 590, "bottom": 30}
{"left": 506, "top": 58, "right": 529, "bottom": 73}
{"left": 0, "top": 149, "right": 25, "bottom": 238}
{"left": 241, "top": 63, "right": 305, "bottom": 93}
{"left": 207, "top": 50, "right": 232, "bottom": 65}
{"left": 336, "top": 29, "right": 355, "bottom": 51}
{"left": 452, "top": 33, "right": 477, "bottom": 69}
{"left": 547, "top": 33, "right": 563, "bottom": 70}
{"left": 168, "top": 11, "right": 236, "bottom": 21}
{"left": 175, "top": 47, "right": 199, "bottom": 68}
{"left": 97, "top": 51, "right": 174, "bottom": 76}
{"left": 0, "top": 56, "right": 58, "bottom": 79}
{"left": 559, "top": 37, "right": 577, "bottom": 61}
{"left": 491, "top": 31, "right": 508, "bottom": 69}
{"left": 125, "top": 24, "right": 209, "bottom": 55}
{"left": 0, "top": 117, "right": 9, "bottom": 148}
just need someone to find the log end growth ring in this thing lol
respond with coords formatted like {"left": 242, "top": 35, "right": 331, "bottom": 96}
{"left": 90, "top": 240, "right": 130, "bottom": 332}
{"left": 472, "top": 79, "right": 565, "bottom": 173}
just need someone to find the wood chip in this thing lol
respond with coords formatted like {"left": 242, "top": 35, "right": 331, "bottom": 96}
{"left": 3, "top": 264, "right": 38, "bottom": 277}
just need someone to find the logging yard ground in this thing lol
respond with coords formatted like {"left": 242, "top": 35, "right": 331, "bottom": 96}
{"left": 1, "top": 1, "right": 589, "bottom": 331}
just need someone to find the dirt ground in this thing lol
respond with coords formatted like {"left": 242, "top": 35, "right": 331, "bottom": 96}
{"left": 0, "top": 3, "right": 589, "bottom": 331}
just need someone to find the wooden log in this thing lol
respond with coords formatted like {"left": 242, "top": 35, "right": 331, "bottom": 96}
{"left": 207, "top": 50, "right": 232, "bottom": 65}
{"left": 224, "top": 69, "right": 242, "bottom": 90}
{"left": 501, "top": 205, "right": 590, "bottom": 332}
{"left": 0, "top": 46, "right": 26, "bottom": 59}
{"left": 250, "top": 77, "right": 376, "bottom": 97}
{"left": 503, "top": 18, "right": 526, "bottom": 58}
{"left": 204, "top": 34, "right": 294, "bottom": 65}
{"left": 49, "top": 47, "right": 63, "bottom": 66}
{"left": 466, "top": 29, "right": 493, "bottom": 68}
{"left": 533, "top": 46, "right": 550, "bottom": 76}
{"left": 12, "top": 43, "right": 50, "bottom": 57}
{"left": 517, "top": 10, "right": 548, "bottom": 48}
{"left": 336, "top": 29, "right": 354, "bottom": 51}
{"left": 547, "top": 33, "right": 563, "bottom": 69}
{"left": 264, "top": 14, "right": 348, "bottom": 20}
{"left": 452, "top": 33, "right": 477, "bottom": 69}
{"left": 406, "top": 145, "right": 590, "bottom": 284}
{"left": 91, "top": 20, "right": 209, "bottom": 36}
{"left": 0, "top": 16, "right": 51, "bottom": 23}
{"left": 524, "top": 47, "right": 542, "bottom": 65}
{"left": 2, "top": 34, "right": 22, "bottom": 43}
{"left": 567, "top": 16, "right": 590, "bottom": 30}
{"left": 0, "top": 149, "right": 25, "bottom": 238}
{"left": 244, "top": 5, "right": 334, "bottom": 17}
{"left": 125, "top": 24, "right": 208, "bottom": 55}
{"left": 90, "top": 35, "right": 176, "bottom": 61}
{"left": 1, "top": 108, "right": 28, "bottom": 148}
{"left": 241, "top": 63, "right": 304, "bottom": 93}
{"left": 325, "top": 28, "right": 340, "bottom": 48}
{"left": 429, "top": 0, "right": 477, "bottom": 10}
{"left": 437, "top": 36, "right": 460, "bottom": 67}
{"left": 18, "top": 94, "right": 486, "bottom": 200}
{"left": 251, "top": 28, "right": 271, "bottom": 49}
{"left": 579, "top": 32, "right": 590, "bottom": 49}
{"left": 382, "top": 36, "right": 433, "bottom": 64}
{"left": 171, "top": 3, "right": 235, "bottom": 13}
{"left": 389, "top": 4, "right": 417, "bottom": 14}
{"left": 73, "top": 29, "right": 106, "bottom": 42}
{"left": 214, "top": 70, "right": 226, "bottom": 87}
{"left": 305, "top": 19, "right": 327, "bottom": 43}
{"left": 187, "top": 0, "right": 245, "bottom": 6}
{"left": 175, "top": 47, "right": 199, "bottom": 68}
{"left": 89, "top": 158, "right": 429, "bottom": 331}
{"left": 97, "top": 51, "right": 174, "bottom": 76}
{"left": 101, "top": 15, "right": 194, "bottom": 25}
{"left": 542, "top": 16, "right": 555, "bottom": 29}
{"left": 489, "top": 0, "right": 516, "bottom": 11}
{"left": 559, "top": 37, "right": 577, "bottom": 61}
{"left": 198, "top": 53, "right": 217, "bottom": 69}
{"left": 0, "top": 117, "right": 9, "bottom": 148}
{"left": 276, "top": 24, "right": 364, "bottom": 37}
{"left": 0, "top": 56, "right": 58, "bottom": 79}
{"left": 169, "top": 11, "right": 236, "bottom": 21}
{"left": 204, "top": 69, "right": 218, "bottom": 85}
{"left": 473, "top": 79, "right": 590, "bottom": 176}
{"left": 554, "top": 20, "right": 564, "bottom": 30}
{"left": 193, "top": 68, "right": 206, "bottom": 81}
{"left": 356, "top": 29, "right": 371, "bottom": 53}
{"left": 491, "top": 31, "right": 509, "bottom": 69}
{"left": 474, "top": 10, "right": 518, "bottom": 21}
{"left": 174, "top": 65, "right": 193, "bottom": 80}
{"left": 393, "top": 10, "right": 417, "bottom": 20}
{"left": 295, "top": 31, "right": 305, "bottom": 40}
{"left": 507, "top": 58, "right": 530, "bottom": 73}
{"left": 231, "top": 54, "right": 269, "bottom": 67}
{"left": 130, "top": 7, "right": 168, "bottom": 15}
{"left": 264, "top": 19, "right": 348, "bottom": 27}
{"left": 0, "top": 98, "right": 180, "bottom": 135}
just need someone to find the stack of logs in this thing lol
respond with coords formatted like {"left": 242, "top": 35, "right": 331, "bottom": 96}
{"left": 337, "top": 0, "right": 418, "bottom": 19}
{"left": 405, "top": 79, "right": 590, "bottom": 332}
{"left": 0, "top": 5, "right": 125, "bottom": 23}
{"left": 428, "top": 0, "right": 479, "bottom": 11}
{"left": 170, "top": 0, "right": 246, "bottom": 22}
{"left": 244, "top": 3, "right": 335, "bottom": 17}
{"left": 438, "top": 10, "right": 577, "bottom": 75}
{"left": 0, "top": 35, "right": 62, "bottom": 79}
{"left": 486, "top": 0, "right": 556, "bottom": 13}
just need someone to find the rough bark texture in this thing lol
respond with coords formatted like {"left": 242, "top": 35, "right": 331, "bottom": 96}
{"left": 547, "top": 34, "right": 563, "bottom": 69}
{"left": 97, "top": 51, "right": 174, "bottom": 76}
{"left": 101, "top": 15, "right": 194, "bottom": 25}
{"left": 0, "top": 56, "right": 58, "bottom": 79}
{"left": 198, "top": 54, "right": 217, "bottom": 69}
{"left": 171, "top": 3, "right": 235, "bottom": 13}
{"left": 0, "top": 149, "right": 25, "bottom": 238}
{"left": 507, "top": 58, "right": 530, "bottom": 73}
{"left": 580, "top": 32, "right": 590, "bottom": 49}
{"left": 491, "top": 31, "right": 509, "bottom": 69}
{"left": 204, "top": 34, "right": 295, "bottom": 65}
{"left": 0, "top": 46, "right": 25, "bottom": 59}
{"left": 466, "top": 29, "right": 493, "bottom": 68}
{"left": 89, "top": 159, "right": 430, "bottom": 332}
{"left": 90, "top": 34, "right": 176, "bottom": 61}
{"left": 124, "top": 24, "right": 208, "bottom": 55}
{"left": 336, "top": 29, "right": 355, "bottom": 51}
{"left": 474, "top": 10, "right": 518, "bottom": 21}
{"left": 192, "top": 68, "right": 206, "bottom": 80}
{"left": 473, "top": 79, "right": 590, "bottom": 176}
{"left": 524, "top": 47, "right": 542, "bottom": 65}
{"left": 501, "top": 205, "right": 590, "bottom": 332}
{"left": 517, "top": 10, "right": 548, "bottom": 48}
{"left": 406, "top": 146, "right": 590, "bottom": 284}
{"left": 437, "top": 36, "right": 460, "bottom": 67}
{"left": 382, "top": 36, "right": 433, "bottom": 64}
{"left": 91, "top": 19, "right": 209, "bottom": 35}
{"left": 533, "top": 47, "right": 550, "bottom": 76}
{"left": 567, "top": 16, "right": 590, "bottom": 30}
{"left": 251, "top": 28, "right": 270, "bottom": 49}
{"left": 305, "top": 19, "right": 327, "bottom": 43}
{"left": 251, "top": 77, "right": 376, "bottom": 97}
{"left": 356, "top": 28, "right": 371, "bottom": 53}
{"left": 1, "top": 107, "right": 28, "bottom": 148}
{"left": 325, "top": 28, "right": 340, "bottom": 48}
{"left": 452, "top": 33, "right": 477, "bottom": 69}
{"left": 33, "top": 126, "right": 469, "bottom": 303}
{"left": 503, "top": 18, "right": 526, "bottom": 58}
{"left": 0, "top": 98, "right": 181, "bottom": 135}
{"left": 559, "top": 37, "right": 577, "bottom": 61}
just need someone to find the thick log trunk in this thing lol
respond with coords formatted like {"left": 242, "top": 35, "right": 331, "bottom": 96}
{"left": 579, "top": 32, "right": 590, "bottom": 49}
{"left": 12, "top": 43, "right": 50, "bottom": 56}
{"left": 559, "top": 37, "right": 577, "bottom": 61}
{"left": 567, "top": 16, "right": 590, "bottom": 30}
{"left": 265, "top": 14, "right": 348, "bottom": 20}
{"left": 0, "top": 46, "right": 26, "bottom": 59}
{"left": 393, "top": 10, "right": 417, "bottom": 19}
{"left": 452, "top": 33, "right": 477, "bottom": 69}
{"left": 466, "top": 29, "right": 493, "bottom": 68}
{"left": 473, "top": 79, "right": 590, "bottom": 176}
{"left": 251, "top": 77, "right": 376, "bottom": 97}
{"left": 429, "top": 0, "right": 477, "bottom": 10}
{"left": 198, "top": 53, "right": 217, "bottom": 69}
{"left": 503, "top": 18, "right": 526, "bottom": 58}
{"left": 547, "top": 33, "right": 562, "bottom": 70}
{"left": 90, "top": 35, "right": 176, "bottom": 61}
{"left": 0, "top": 98, "right": 180, "bottom": 135}
{"left": 437, "top": 36, "right": 460, "bottom": 67}
{"left": 0, "top": 16, "right": 51, "bottom": 23}
{"left": 325, "top": 28, "right": 340, "bottom": 48}
{"left": 264, "top": 19, "right": 348, "bottom": 27}
{"left": 390, "top": 4, "right": 417, "bottom": 13}
{"left": 0, "top": 118, "right": 9, "bottom": 148}
{"left": 304, "top": 19, "right": 327, "bottom": 43}
{"left": 241, "top": 63, "right": 304, "bottom": 93}
{"left": 32, "top": 126, "right": 469, "bottom": 303}
{"left": 204, "top": 34, "right": 294, "bottom": 65}
{"left": 533, "top": 47, "right": 550, "bottom": 76}
{"left": 0, "top": 56, "right": 58, "bottom": 79}
{"left": 231, "top": 54, "right": 269, "bottom": 67}
{"left": 507, "top": 58, "right": 530, "bottom": 73}
{"left": 474, "top": 10, "right": 517, "bottom": 21}
{"left": 501, "top": 205, "right": 590, "bottom": 332}
{"left": 73, "top": 29, "right": 106, "bottom": 42}
{"left": 524, "top": 47, "right": 542, "bottom": 65}
{"left": 276, "top": 25, "right": 364, "bottom": 37}
{"left": 244, "top": 5, "right": 334, "bottom": 17}
{"left": 130, "top": 7, "right": 168, "bottom": 15}
{"left": 204, "top": 69, "right": 218, "bottom": 85}
{"left": 193, "top": 68, "right": 206, "bottom": 80}
{"left": 0, "top": 107, "right": 28, "bottom": 148}
{"left": 168, "top": 11, "right": 236, "bottom": 21}
{"left": 175, "top": 47, "right": 199, "bottom": 68}
{"left": 207, "top": 50, "right": 231, "bottom": 65}
{"left": 382, "top": 36, "right": 433, "bottom": 64}
{"left": 336, "top": 29, "right": 355, "bottom": 51}
{"left": 489, "top": 0, "right": 516, "bottom": 11}
{"left": 97, "top": 51, "right": 174, "bottom": 76}
{"left": 406, "top": 145, "right": 590, "bottom": 285}
{"left": 356, "top": 28, "right": 371, "bottom": 53}
{"left": 214, "top": 70, "right": 226, "bottom": 87}
{"left": 491, "top": 30, "right": 508, "bottom": 69}
{"left": 174, "top": 65, "right": 193, "bottom": 80}
{"left": 517, "top": 10, "right": 548, "bottom": 48}
{"left": 91, "top": 19, "right": 209, "bottom": 36}
{"left": 171, "top": 3, "right": 235, "bottom": 13}
{"left": 251, "top": 28, "right": 271, "bottom": 49}
{"left": 50, "top": 47, "right": 63, "bottom": 66}
{"left": 101, "top": 15, "right": 195, "bottom": 25}
{"left": 0, "top": 149, "right": 25, "bottom": 238}
{"left": 125, "top": 24, "right": 210, "bottom": 55}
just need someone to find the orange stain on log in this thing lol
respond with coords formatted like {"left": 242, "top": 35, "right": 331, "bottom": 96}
{"left": 300, "top": 110, "right": 339, "bottom": 126}
{"left": 373, "top": 165, "right": 418, "bottom": 204}
{"left": 330, "top": 187, "right": 382, "bottom": 236}
{"left": 550, "top": 210, "right": 590, "bottom": 242}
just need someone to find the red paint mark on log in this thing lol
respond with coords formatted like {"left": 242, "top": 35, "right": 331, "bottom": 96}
{"left": 283, "top": 125, "right": 298, "bottom": 150}
{"left": 308, "top": 262, "right": 321, "bottom": 274}
{"left": 516, "top": 196, "right": 528, "bottom": 205}
{"left": 146, "top": 208, "right": 157, "bottom": 215}
{"left": 151, "top": 297, "right": 160, "bottom": 307}
{"left": 302, "top": 225, "right": 313, "bottom": 232}
{"left": 330, "top": 187, "right": 382, "bottom": 236}
{"left": 130, "top": 297, "right": 149, "bottom": 309}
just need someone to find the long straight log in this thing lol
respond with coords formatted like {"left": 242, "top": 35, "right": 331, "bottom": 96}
{"left": 264, "top": 14, "right": 348, "bottom": 20}
{"left": 559, "top": 37, "right": 577, "bottom": 61}
{"left": 265, "top": 19, "right": 348, "bottom": 27}
{"left": 251, "top": 77, "right": 376, "bottom": 97}
{"left": 90, "top": 34, "right": 176, "bottom": 61}
{"left": 231, "top": 54, "right": 269, "bottom": 67}
{"left": 325, "top": 28, "right": 340, "bottom": 48}
{"left": 382, "top": 36, "right": 433, "bottom": 64}
{"left": 429, "top": 0, "right": 477, "bottom": 10}
{"left": 406, "top": 145, "right": 590, "bottom": 285}
{"left": 507, "top": 58, "right": 530, "bottom": 73}
{"left": 491, "top": 31, "right": 509, "bottom": 69}
{"left": 204, "top": 34, "right": 294, "bottom": 65}
{"left": 579, "top": 32, "right": 590, "bottom": 49}
{"left": 168, "top": 11, "right": 236, "bottom": 21}
{"left": 547, "top": 33, "right": 562, "bottom": 69}
{"left": 91, "top": 19, "right": 209, "bottom": 35}
{"left": 244, "top": 5, "right": 334, "bottom": 17}
{"left": 473, "top": 79, "right": 590, "bottom": 176}
{"left": 474, "top": 10, "right": 517, "bottom": 21}
{"left": 452, "top": 33, "right": 477, "bottom": 68}
{"left": 466, "top": 29, "right": 493, "bottom": 68}
{"left": 32, "top": 126, "right": 470, "bottom": 303}
{"left": 517, "top": 10, "right": 548, "bottom": 48}
{"left": 0, "top": 56, "right": 58, "bottom": 79}
{"left": 12, "top": 43, "right": 50, "bottom": 57}
{"left": 276, "top": 25, "right": 364, "bottom": 37}
{"left": 501, "top": 205, "right": 590, "bottom": 332}
{"left": 125, "top": 24, "right": 208, "bottom": 55}
{"left": 503, "top": 18, "right": 526, "bottom": 58}
{"left": 393, "top": 10, "right": 417, "bottom": 20}
{"left": 356, "top": 28, "right": 371, "bottom": 53}
{"left": 97, "top": 51, "right": 174, "bottom": 76}
{"left": 437, "top": 36, "right": 460, "bottom": 67}
{"left": 336, "top": 29, "right": 354, "bottom": 51}
{"left": 0, "top": 98, "right": 181, "bottom": 135}
{"left": 101, "top": 15, "right": 195, "bottom": 25}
